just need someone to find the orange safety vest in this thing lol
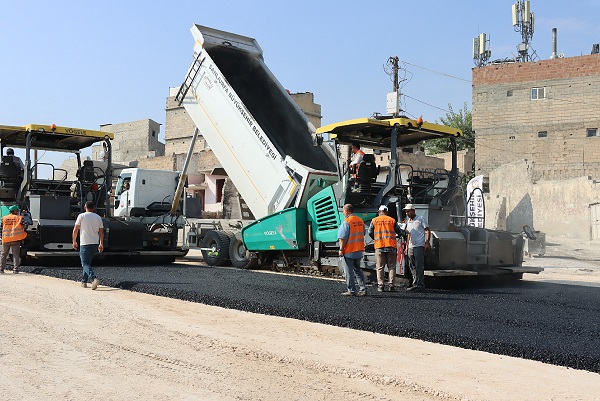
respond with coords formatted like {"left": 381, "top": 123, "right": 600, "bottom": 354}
{"left": 351, "top": 150, "right": 366, "bottom": 178}
{"left": 2, "top": 214, "right": 27, "bottom": 243}
{"left": 344, "top": 215, "right": 365, "bottom": 254}
{"left": 372, "top": 215, "right": 397, "bottom": 249}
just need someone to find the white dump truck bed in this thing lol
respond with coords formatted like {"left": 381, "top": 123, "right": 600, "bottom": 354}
{"left": 179, "top": 25, "right": 337, "bottom": 219}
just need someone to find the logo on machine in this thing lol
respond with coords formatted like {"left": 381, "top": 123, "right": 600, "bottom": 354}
{"left": 263, "top": 230, "right": 277, "bottom": 236}
{"left": 65, "top": 128, "right": 86, "bottom": 135}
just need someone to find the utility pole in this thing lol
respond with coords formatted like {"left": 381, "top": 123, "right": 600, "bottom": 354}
{"left": 386, "top": 56, "right": 400, "bottom": 117}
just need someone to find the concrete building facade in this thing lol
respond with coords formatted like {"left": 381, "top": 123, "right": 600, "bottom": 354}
{"left": 94, "top": 119, "right": 165, "bottom": 166}
{"left": 290, "top": 92, "right": 322, "bottom": 129}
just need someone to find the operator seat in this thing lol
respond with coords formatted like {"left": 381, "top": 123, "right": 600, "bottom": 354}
{"left": 0, "top": 155, "right": 21, "bottom": 201}
{"left": 349, "top": 153, "right": 379, "bottom": 200}
{"left": 77, "top": 160, "right": 96, "bottom": 184}
{"left": 355, "top": 154, "right": 378, "bottom": 184}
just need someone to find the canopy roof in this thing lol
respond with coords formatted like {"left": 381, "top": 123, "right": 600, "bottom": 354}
{"left": 316, "top": 117, "right": 462, "bottom": 150}
{"left": 0, "top": 124, "right": 113, "bottom": 152}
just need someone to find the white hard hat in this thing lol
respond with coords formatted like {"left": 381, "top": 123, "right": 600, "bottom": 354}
{"left": 402, "top": 203, "right": 415, "bottom": 210}
{"left": 378, "top": 205, "right": 388, "bottom": 212}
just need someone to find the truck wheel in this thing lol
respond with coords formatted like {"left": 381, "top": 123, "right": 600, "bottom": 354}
{"left": 201, "top": 230, "right": 231, "bottom": 266}
{"left": 229, "top": 232, "right": 257, "bottom": 269}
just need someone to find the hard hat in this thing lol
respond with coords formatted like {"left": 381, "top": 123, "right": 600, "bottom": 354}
{"left": 402, "top": 204, "right": 415, "bottom": 210}
{"left": 6, "top": 148, "right": 14, "bottom": 155}
{"left": 378, "top": 205, "right": 388, "bottom": 212}
{"left": 8, "top": 205, "right": 20, "bottom": 212}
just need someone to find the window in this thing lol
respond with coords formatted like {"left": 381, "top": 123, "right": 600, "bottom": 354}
{"left": 587, "top": 128, "right": 598, "bottom": 137}
{"left": 509, "top": 135, "right": 515, "bottom": 139}
{"left": 531, "top": 87, "right": 546, "bottom": 100}
{"left": 507, "top": 90, "right": 513, "bottom": 97}
{"left": 538, "top": 131, "right": 548, "bottom": 138}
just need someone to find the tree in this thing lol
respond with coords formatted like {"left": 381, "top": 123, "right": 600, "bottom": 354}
{"left": 424, "top": 102, "right": 473, "bottom": 154}
{"left": 424, "top": 102, "right": 475, "bottom": 196}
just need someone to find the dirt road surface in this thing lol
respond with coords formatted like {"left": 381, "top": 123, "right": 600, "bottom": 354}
{"left": 1, "top": 234, "right": 600, "bottom": 400}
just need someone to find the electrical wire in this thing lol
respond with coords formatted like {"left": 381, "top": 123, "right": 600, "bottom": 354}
{"left": 401, "top": 60, "right": 472, "bottom": 83}
{"left": 403, "top": 94, "right": 453, "bottom": 114}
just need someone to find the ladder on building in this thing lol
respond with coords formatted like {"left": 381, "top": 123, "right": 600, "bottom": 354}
{"left": 175, "top": 51, "right": 205, "bottom": 106}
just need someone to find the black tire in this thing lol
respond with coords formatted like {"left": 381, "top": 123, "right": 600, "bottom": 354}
{"left": 201, "top": 230, "right": 231, "bottom": 266}
{"left": 229, "top": 232, "right": 257, "bottom": 269}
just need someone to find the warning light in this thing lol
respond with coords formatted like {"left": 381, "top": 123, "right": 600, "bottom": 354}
{"left": 416, "top": 116, "right": 423, "bottom": 127}
{"left": 51, "top": 124, "right": 57, "bottom": 131}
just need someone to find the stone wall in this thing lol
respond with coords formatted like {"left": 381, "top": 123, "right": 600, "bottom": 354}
{"left": 430, "top": 148, "right": 475, "bottom": 176}
{"left": 137, "top": 155, "right": 176, "bottom": 171}
{"left": 485, "top": 159, "right": 600, "bottom": 240}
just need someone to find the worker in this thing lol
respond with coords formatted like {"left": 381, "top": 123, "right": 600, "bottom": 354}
{"left": 403, "top": 204, "right": 430, "bottom": 292}
{"left": 1, "top": 205, "right": 27, "bottom": 274}
{"left": 338, "top": 203, "right": 367, "bottom": 296}
{"left": 368, "top": 205, "right": 403, "bottom": 292}
{"left": 72, "top": 201, "right": 104, "bottom": 290}
{"left": 348, "top": 142, "right": 365, "bottom": 173}
{"left": 5, "top": 148, "right": 24, "bottom": 175}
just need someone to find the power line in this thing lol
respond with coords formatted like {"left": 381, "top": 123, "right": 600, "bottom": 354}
{"left": 403, "top": 94, "right": 452, "bottom": 114}
{"left": 401, "top": 60, "right": 472, "bottom": 83}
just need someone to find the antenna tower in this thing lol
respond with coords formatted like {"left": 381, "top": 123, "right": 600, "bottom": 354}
{"left": 512, "top": 0, "right": 536, "bottom": 62}
{"left": 473, "top": 33, "right": 491, "bottom": 67}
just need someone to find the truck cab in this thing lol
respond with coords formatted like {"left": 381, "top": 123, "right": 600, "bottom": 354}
{"left": 114, "top": 168, "right": 180, "bottom": 217}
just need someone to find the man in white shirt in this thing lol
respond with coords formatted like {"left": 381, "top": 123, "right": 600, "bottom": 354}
{"left": 403, "top": 204, "right": 430, "bottom": 292}
{"left": 348, "top": 143, "right": 365, "bottom": 170}
{"left": 72, "top": 201, "right": 104, "bottom": 290}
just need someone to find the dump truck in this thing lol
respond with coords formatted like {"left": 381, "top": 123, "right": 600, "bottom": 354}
{"left": 0, "top": 124, "right": 186, "bottom": 264}
{"left": 173, "top": 24, "right": 543, "bottom": 280}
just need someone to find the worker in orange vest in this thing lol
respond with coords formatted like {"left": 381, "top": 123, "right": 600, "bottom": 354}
{"left": 338, "top": 203, "right": 367, "bottom": 296}
{"left": 368, "top": 205, "right": 403, "bottom": 292}
{"left": 1, "top": 205, "right": 27, "bottom": 274}
{"left": 348, "top": 142, "right": 365, "bottom": 177}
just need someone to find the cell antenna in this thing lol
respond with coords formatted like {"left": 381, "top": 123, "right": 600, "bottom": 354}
{"left": 512, "top": 0, "right": 537, "bottom": 62}
{"left": 473, "top": 33, "right": 491, "bottom": 67}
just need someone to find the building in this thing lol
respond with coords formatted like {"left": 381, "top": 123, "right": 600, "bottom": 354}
{"left": 473, "top": 54, "right": 600, "bottom": 179}
{"left": 472, "top": 53, "right": 600, "bottom": 239}
{"left": 94, "top": 119, "right": 165, "bottom": 166}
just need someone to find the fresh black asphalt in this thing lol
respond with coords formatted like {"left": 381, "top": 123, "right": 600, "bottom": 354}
{"left": 21, "top": 262, "right": 600, "bottom": 374}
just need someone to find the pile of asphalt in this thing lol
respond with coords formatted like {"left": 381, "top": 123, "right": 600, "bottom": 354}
{"left": 22, "top": 263, "right": 600, "bottom": 374}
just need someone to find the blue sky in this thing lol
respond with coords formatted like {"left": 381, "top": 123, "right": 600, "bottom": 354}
{"left": 1, "top": 0, "right": 599, "bottom": 165}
